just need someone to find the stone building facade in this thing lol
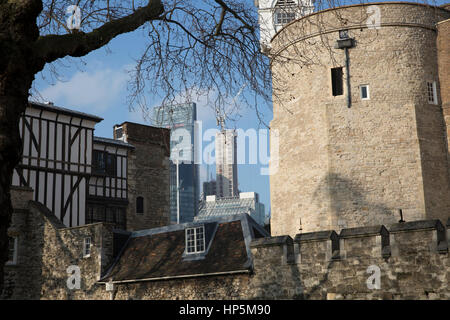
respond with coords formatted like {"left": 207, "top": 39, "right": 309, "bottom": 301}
{"left": 1, "top": 187, "right": 448, "bottom": 300}
{"left": 437, "top": 17, "right": 450, "bottom": 173}
{"left": 113, "top": 122, "right": 171, "bottom": 231}
{"left": 266, "top": 2, "right": 450, "bottom": 236}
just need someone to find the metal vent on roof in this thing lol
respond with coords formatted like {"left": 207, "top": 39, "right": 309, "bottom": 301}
{"left": 275, "top": 0, "right": 296, "bottom": 7}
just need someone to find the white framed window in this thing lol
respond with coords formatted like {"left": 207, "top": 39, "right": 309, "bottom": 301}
{"left": 83, "top": 237, "right": 91, "bottom": 257}
{"left": 360, "top": 84, "right": 370, "bottom": 100}
{"left": 427, "top": 81, "right": 438, "bottom": 105}
{"left": 275, "top": 10, "right": 296, "bottom": 25}
{"left": 6, "top": 236, "right": 18, "bottom": 265}
{"left": 185, "top": 226, "right": 205, "bottom": 254}
{"left": 274, "top": 0, "right": 297, "bottom": 25}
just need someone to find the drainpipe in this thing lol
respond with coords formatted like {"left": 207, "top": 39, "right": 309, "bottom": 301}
{"left": 344, "top": 47, "right": 352, "bottom": 108}
{"left": 335, "top": 32, "right": 356, "bottom": 108}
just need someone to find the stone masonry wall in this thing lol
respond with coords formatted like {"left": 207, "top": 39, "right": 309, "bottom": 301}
{"left": 3, "top": 191, "right": 449, "bottom": 300}
{"left": 119, "top": 122, "right": 171, "bottom": 231}
{"left": 250, "top": 219, "right": 449, "bottom": 300}
{"left": 437, "top": 18, "right": 450, "bottom": 175}
{"left": 1, "top": 188, "right": 116, "bottom": 300}
{"left": 269, "top": 3, "right": 450, "bottom": 236}
{"left": 2, "top": 187, "right": 34, "bottom": 299}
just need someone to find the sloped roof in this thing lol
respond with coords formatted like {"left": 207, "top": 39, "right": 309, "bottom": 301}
{"left": 100, "top": 214, "right": 269, "bottom": 283}
{"left": 29, "top": 101, "right": 103, "bottom": 122}
{"left": 93, "top": 136, "right": 135, "bottom": 149}
{"left": 197, "top": 197, "right": 257, "bottom": 220}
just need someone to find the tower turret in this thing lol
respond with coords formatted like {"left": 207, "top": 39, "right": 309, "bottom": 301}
{"left": 255, "top": 0, "right": 315, "bottom": 52}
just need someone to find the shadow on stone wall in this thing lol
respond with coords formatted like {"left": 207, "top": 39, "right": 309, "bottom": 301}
{"left": 313, "top": 173, "right": 395, "bottom": 229}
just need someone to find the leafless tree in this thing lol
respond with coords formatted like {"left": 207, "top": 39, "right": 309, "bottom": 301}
{"left": 0, "top": 0, "right": 270, "bottom": 293}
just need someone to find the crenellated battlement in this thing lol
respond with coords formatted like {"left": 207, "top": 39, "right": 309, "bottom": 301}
{"left": 249, "top": 218, "right": 449, "bottom": 299}
{"left": 251, "top": 219, "right": 448, "bottom": 265}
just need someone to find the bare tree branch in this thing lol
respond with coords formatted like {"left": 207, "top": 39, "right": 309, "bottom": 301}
{"left": 34, "top": 0, "right": 164, "bottom": 62}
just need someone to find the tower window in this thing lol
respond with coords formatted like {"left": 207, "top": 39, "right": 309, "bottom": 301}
{"left": 136, "top": 196, "right": 144, "bottom": 214}
{"left": 331, "top": 67, "right": 344, "bottom": 96}
{"left": 360, "top": 85, "right": 370, "bottom": 100}
{"left": 185, "top": 226, "right": 205, "bottom": 254}
{"left": 275, "top": 11, "right": 296, "bottom": 25}
{"left": 274, "top": 0, "right": 297, "bottom": 25}
{"left": 427, "top": 81, "right": 437, "bottom": 104}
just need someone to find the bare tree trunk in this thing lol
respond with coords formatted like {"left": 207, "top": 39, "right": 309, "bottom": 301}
{"left": 0, "top": 94, "right": 28, "bottom": 294}
{"left": 0, "top": 0, "right": 44, "bottom": 294}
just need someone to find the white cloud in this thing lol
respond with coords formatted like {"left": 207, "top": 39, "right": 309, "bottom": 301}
{"left": 40, "top": 66, "right": 129, "bottom": 113}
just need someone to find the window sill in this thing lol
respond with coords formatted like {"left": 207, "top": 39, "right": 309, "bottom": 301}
{"left": 5, "top": 262, "right": 17, "bottom": 266}
{"left": 182, "top": 252, "right": 207, "bottom": 261}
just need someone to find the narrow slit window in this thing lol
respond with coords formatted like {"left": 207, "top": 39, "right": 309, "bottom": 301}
{"left": 331, "top": 67, "right": 344, "bottom": 96}
{"left": 83, "top": 237, "right": 91, "bottom": 257}
{"left": 136, "top": 196, "right": 144, "bottom": 214}
{"left": 7, "top": 236, "right": 18, "bottom": 265}
{"left": 427, "top": 81, "right": 437, "bottom": 104}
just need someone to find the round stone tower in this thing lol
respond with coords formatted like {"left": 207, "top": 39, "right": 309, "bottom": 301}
{"left": 266, "top": 2, "right": 450, "bottom": 236}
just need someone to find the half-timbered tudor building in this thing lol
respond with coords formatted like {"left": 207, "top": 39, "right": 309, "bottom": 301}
{"left": 87, "top": 137, "right": 135, "bottom": 230}
{"left": 12, "top": 101, "right": 170, "bottom": 230}
{"left": 12, "top": 101, "right": 102, "bottom": 227}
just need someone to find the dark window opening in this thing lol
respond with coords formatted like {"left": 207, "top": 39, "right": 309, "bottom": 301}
{"left": 136, "top": 196, "right": 144, "bottom": 214}
{"left": 361, "top": 86, "right": 368, "bottom": 99}
{"left": 331, "top": 67, "right": 344, "bottom": 96}
{"left": 7, "top": 237, "right": 17, "bottom": 264}
{"left": 106, "top": 154, "right": 116, "bottom": 176}
{"left": 93, "top": 150, "right": 116, "bottom": 176}
{"left": 86, "top": 204, "right": 126, "bottom": 229}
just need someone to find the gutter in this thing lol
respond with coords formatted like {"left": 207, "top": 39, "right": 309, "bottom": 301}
{"left": 98, "top": 269, "right": 251, "bottom": 285}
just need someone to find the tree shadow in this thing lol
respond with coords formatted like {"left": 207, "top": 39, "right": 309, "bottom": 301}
{"left": 312, "top": 172, "right": 396, "bottom": 230}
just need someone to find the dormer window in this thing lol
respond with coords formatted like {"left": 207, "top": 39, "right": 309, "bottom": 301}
{"left": 185, "top": 226, "right": 205, "bottom": 254}
{"left": 274, "top": 0, "right": 297, "bottom": 26}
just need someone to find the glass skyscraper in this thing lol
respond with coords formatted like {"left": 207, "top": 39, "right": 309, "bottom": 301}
{"left": 153, "top": 103, "right": 199, "bottom": 223}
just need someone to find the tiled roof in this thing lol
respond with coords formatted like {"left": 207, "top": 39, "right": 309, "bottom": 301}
{"left": 100, "top": 214, "right": 269, "bottom": 283}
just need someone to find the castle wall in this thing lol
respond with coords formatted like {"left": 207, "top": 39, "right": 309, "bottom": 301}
{"left": 250, "top": 219, "right": 449, "bottom": 300}
{"left": 4, "top": 188, "right": 447, "bottom": 300}
{"left": 269, "top": 3, "right": 450, "bottom": 236}
{"left": 437, "top": 18, "right": 450, "bottom": 175}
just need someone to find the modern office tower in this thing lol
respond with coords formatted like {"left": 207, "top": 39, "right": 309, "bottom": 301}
{"left": 153, "top": 103, "right": 199, "bottom": 223}
{"left": 202, "top": 180, "right": 217, "bottom": 201}
{"left": 215, "top": 129, "right": 239, "bottom": 198}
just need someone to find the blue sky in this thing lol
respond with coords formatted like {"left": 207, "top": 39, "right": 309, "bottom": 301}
{"left": 32, "top": 25, "right": 274, "bottom": 218}
{"left": 32, "top": 0, "right": 449, "bottom": 220}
